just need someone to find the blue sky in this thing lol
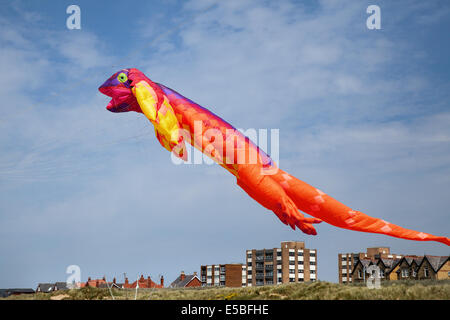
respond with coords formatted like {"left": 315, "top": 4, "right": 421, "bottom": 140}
{"left": 0, "top": 0, "right": 449, "bottom": 288}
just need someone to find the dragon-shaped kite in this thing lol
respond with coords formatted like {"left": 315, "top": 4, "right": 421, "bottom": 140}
{"left": 99, "top": 68, "right": 449, "bottom": 246}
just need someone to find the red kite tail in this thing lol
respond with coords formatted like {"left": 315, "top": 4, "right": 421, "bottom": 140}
{"left": 272, "top": 169, "right": 450, "bottom": 246}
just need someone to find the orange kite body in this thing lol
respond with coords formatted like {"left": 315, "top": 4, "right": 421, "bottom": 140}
{"left": 99, "top": 68, "right": 449, "bottom": 246}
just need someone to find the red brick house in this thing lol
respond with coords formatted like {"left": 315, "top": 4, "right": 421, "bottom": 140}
{"left": 123, "top": 275, "right": 164, "bottom": 289}
{"left": 82, "top": 275, "right": 164, "bottom": 289}
{"left": 81, "top": 277, "right": 107, "bottom": 288}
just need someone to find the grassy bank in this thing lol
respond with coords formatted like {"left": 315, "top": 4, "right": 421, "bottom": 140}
{"left": 2, "top": 280, "right": 449, "bottom": 300}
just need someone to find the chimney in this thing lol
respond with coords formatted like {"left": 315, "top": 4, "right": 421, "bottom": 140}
{"left": 88, "top": 277, "right": 91, "bottom": 281}
{"left": 160, "top": 276, "right": 164, "bottom": 287}
{"left": 125, "top": 277, "right": 129, "bottom": 285}
{"left": 113, "top": 277, "right": 116, "bottom": 284}
{"left": 193, "top": 272, "right": 197, "bottom": 276}
{"left": 180, "top": 271, "right": 186, "bottom": 281}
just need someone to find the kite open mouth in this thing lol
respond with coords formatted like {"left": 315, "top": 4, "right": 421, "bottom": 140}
{"left": 99, "top": 86, "right": 133, "bottom": 113}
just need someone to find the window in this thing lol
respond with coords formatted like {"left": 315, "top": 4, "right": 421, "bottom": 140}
{"left": 289, "top": 278, "right": 295, "bottom": 282}
{"left": 424, "top": 267, "right": 429, "bottom": 277}
{"left": 401, "top": 269, "right": 409, "bottom": 278}
{"left": 298, "top": 269, "right": 303, "bottom": 273}
{"left": 341, "top": 256, "right": 347, "bottom": 261}
{"left": 255, "top": 251, "right": 264, "bottom": 261}
{"left": 289, "top": 261, "right": 295, "bottom": 265}
{"left": 289, "top": 269, "right": 295, "bottom": 274}
{"left": 310, "top": 252, "right": 316, "bottom": 257}
{"left": 289, "top": 252, "right": 295, "bottom": 256}
{"left": 247, "top": 262, "right": 252, "bottom": 267}
{"left": 358, "top": 270, "right": 362, "bottom": 278}
{"left": 298, "top": 261, "right": 304, "bottom": 265}
{"left": 310, "top": 270, "right": 315, "bottom": 274}
{"left": 310, "top": 261, "right": 316, "bottom": 265}
{"left": 277, "top": 251, "right": 282, "bottom": 256}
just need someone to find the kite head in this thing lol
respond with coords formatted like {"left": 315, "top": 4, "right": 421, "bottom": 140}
{"left": 99, "top": 68, "right": 157, "bottom": 113}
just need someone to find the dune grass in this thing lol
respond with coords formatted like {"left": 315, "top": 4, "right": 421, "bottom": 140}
{"left": 2, "top": 280, "right": 449, "bottom": 300}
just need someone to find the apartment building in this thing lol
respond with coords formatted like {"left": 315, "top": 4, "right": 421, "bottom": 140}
{"left": 245, "top": 241, "right": 317, "bottom": 286}
{"left": 200, "top": 264, "right": 247, "bottom": 287}
{"left": 338, "top": 247, "right": 403, "bottom": 284}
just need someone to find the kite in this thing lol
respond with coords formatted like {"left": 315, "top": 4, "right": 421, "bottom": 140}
{"left": 99, "top": 68, "right": 449, "bottom": 246}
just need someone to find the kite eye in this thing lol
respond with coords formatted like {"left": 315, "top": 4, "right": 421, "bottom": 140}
{"left": 117, "top": 72, "right": 128, "bottom": 83}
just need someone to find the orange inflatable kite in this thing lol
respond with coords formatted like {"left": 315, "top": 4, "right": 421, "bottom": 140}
{"left": 99, "top": 68, "right": 449, "bottom": 246}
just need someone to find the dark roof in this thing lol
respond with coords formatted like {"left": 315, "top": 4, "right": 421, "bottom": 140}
{"left": 424, "top": 255, "right": 449, "bottom": 272}
{"left": 379, "top": 258, "right": 402, "bottom": 274}
{"left": 404, "top": 257, "right": 414, "bottom": 265}
{"left": 378, "top": 258, "right": 391, "bottom": 268}
{"left": 54, "top": 282, "right": 68, "bottom": 290}
{"left": 360, "top": 259, "right": 373, "bottom": 267}
{"left": 350, "top": 258, "right": 372, "bottom": 275}
{"left": 0, "top": 288, "right": 35, "bottom": 297}
{"left": 170, "top": 275, "right": 199, "bottom": 288}
{"left": 36, "top": 283, "right": 54, "bottom": 292}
